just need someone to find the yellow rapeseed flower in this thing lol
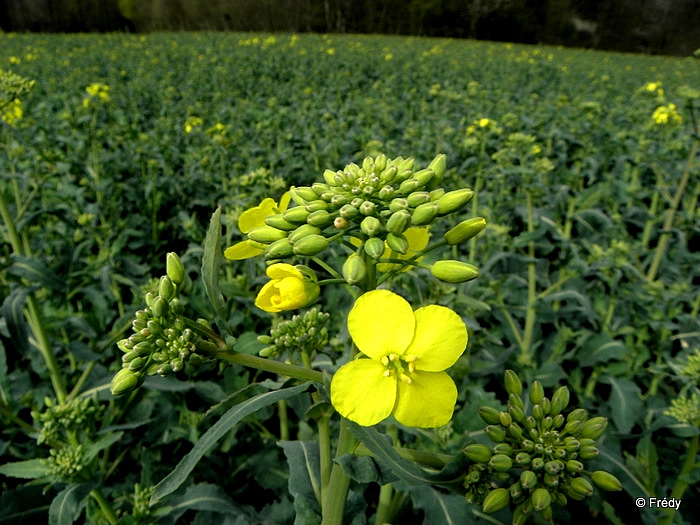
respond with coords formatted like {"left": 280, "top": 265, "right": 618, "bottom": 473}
{"left": 224, "top": 192, "right": 291, "bottom": 260}
{"left": 184, "top": 116, "right": 203, "bottom": 134}
{"left": 331, "top": 290, "right": 467, "bottom": 428}
{"left": 0, "top": 99, "right": 23, "bottom": 125}
{"left": 255, "top": 263, "right": 319, "bottom": 313}
{"left": 652, "top": 103, "right": 682, "bottom": 126}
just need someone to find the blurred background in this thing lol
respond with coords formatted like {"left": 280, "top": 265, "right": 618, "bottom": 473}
{"left": 1, "top": 0, "right": 699, "bottom": 56}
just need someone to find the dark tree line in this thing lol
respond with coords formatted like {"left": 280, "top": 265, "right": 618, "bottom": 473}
{"left": 1, "top": 0, "right": 699, "bottom": 55}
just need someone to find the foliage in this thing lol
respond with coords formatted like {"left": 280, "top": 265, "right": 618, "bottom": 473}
{"left": 1, "top": 32, "right": 699, "bottom": 524}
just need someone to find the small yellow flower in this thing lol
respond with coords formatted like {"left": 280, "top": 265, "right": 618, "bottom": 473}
{"left": 224, "top": 192, "right": 291, "bottom": 260}
{"left": 255, "top": 263, "right": 319, "bottom": 313}
{"left": 0, "top": 99, "right": 23, "bottom": 125}
{"left": 184, "top": 116, "right": 203, "bottom": 134}
{"left": 652, "top": 104, "right": 682, "bottom": 126}
{"left": 331, "top": 290, "right": 467, "bottom": 428}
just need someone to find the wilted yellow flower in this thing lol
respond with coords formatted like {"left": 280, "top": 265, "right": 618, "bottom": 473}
{"left": 224, "top": 192, "right": 291, "bottom": 260}
{"left": 255, "top": 263, "right": 319, "bottom": 313}
{"left": 331, "top": 290, "right": 467, "bottom": 427}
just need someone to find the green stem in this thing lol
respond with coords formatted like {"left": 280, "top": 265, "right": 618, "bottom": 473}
{"left": 216, "top": 351, "right": 324, "bottom": 384}
{"left": 374, "top": 425, "right": 398, "bottom": 525}
{"left": 520, "top": 190, "right": 537, "bottom": 368}
{"left": 659, "top": 433, "right": 698, "bottom": 525}
{"left": 647, "top": 139, "right": 697, "bottom": 282}
{"left": 90, "top": 488, "right": 118, "bottom": 525}
{"left": 278, "top": 399, "right": 289, "bottom": 441}
{"left": 321, "top": 418, "right": 357, "bottom": 525}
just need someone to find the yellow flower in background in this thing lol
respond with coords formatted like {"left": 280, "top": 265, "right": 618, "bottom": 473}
{"left": 0, "top": 99, "right": 23, "bottom": 125}
{"left": 224, "top": 192, "right": 291, "bottom": 260}
{"left": 255, "top": 263, "right": 319, "bottom": 313}
{"left": 184, "top": 116, "right": 203, "bottom": 134}
{"left": 330, "top": 290, "right": 467, "bottom": 428}
{"left": 652, "top": 103, "right": 682, "bottom": 126}
{"left": 85, "top": 82, "right": 110, "bottom": 101}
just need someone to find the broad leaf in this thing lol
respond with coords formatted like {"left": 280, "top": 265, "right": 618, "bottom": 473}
{"left": 601, "top": 375, "right": 642, "bottom": 434}
{"left": 0, "top": 458, "right": 50, "bottom": 479}
{"left": 279, "top": 441, "right": 321, "bottom": 522}
{"left": 202, "top": 206, "right": 227, "bottom": 325}
{"left": 408, "top": 485, "right": 470, "bottom": 525}
{"left": 151, "top": 382, "right": 311, "bottom": 504}
{"left": 49, "top": 482, "right": 95, "bottom": 525}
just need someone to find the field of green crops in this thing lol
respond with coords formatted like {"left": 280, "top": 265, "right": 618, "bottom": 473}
{"left": 1, "top": 31, "right": 699, "bottom": 525}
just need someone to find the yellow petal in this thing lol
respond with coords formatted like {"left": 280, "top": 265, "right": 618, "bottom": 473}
{"left": 404, "top": 305, "right": 467, "bottom": 371}
{"left": 224, "top": 240, "right": 264, "bottom": 260}
{"left": 393, "top": 370, "right": 457, "bottom": 428}
{"left": 266, "top": 263, "right": 302, "bottom": 280}
{"left": 348, "top": 290, "right": 414, "bottom": 360}
{"left": 278, "top": 191, "right": 291, "bottom": 212}
{"left": 255, "top": 280, "right": 283, "bottom": 312}
{"left": 404, "top": 227, "right": 430, "bottom": 251}
{"left": 330, "top": 359, "right": 397, "bottom": 426}
{"left": 270, "top": 276, "right": 307, "bottom": 310}
{"left": 239, "top": 198, "right": 277, "bottom": 233}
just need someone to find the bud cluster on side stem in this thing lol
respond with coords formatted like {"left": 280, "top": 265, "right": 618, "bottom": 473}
{"left": 463, "top": 370, "right": 622, "bottom": 524}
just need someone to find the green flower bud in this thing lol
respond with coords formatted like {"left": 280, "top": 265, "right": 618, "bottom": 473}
{"left": 504, "top": 369, "right": 523, "bottom": 396}
{"left": 264, "top": 238, "right": 294, "bottom": 259}
{"left": 170, "top": 298, "right": 184, "bottom": 315}
{"left": 152, "top": 296, "right": 169, "bottom": 318}
{"left": 342, "top": 255, "right": 366, "bottom": 285}
{"left": 553, "top": 414, "right": 565, "bottom": 429}
{"left": 493, "top": 443, "right": 513, "bottom": 455}
{"left": 498, "top": 411, "right": 512, "bottom": 427}
{"left": 292, "top": 234, "right": 329, "bottom": 256}
{"left": 520, "top": 470, "right": 537, "bottom": 490}
{"left": 389, "top": 198, "right": 409, "bottom": 212}
{"left": 545, "top": 460, "right": 562, "bottom": 475}
{"left": 380, "top": 165, "right": 398, "bottom": 184}
{"left": 156, "top": 363, "right": 173, "bottom": 376}
{"left": 428, "top": 153, "right": 447, "bottom": 180}
{"left": 481, "top": 488, "right": 510, "bottom": 514}
{"left": 386, "top": 232, "right": 408, "bottom": 254}
{"left": 307, "top": 209, "right": 334, "bottom": 227}
{"left": 524, "top": 416, "right": 537, "bottom": 429}
{"left": 529, "top": 381, "right": 544, "bottom": 405}
{"left": 406, "top": 191, "right": 431, "bottom": 207}
{"left": 567, "top": 477, "right": 593, "bottom": 500}
{"left": 563, "top": 437, "right": 580, "bottom": 452}
{"left": 336, "top": 204, "right": 357, "bottom": 220}
{"left": 509, "top": 481, "right": 523, "bottom": 500}
{"left": 564, "top": 419, "right": 582, "bottom": 435}
{"left": 305, "top": 199, "right": 328, "bottom": 212}
{"left": 531, "top": 487, "right": 552, "bottom": 512}
{"left": 288, "top": 224, "right": 321, "bottom": 243}
{"left": 399, "top": 178, "right": 421, "bottom": 194}
{"left": 132, "top": 341, "right": 154, "bottom": 356}
{"left": 323, "top": 169, "right": 337, "bottom": 185}
{"left": 412, "top": 167, "right": 435, "bottom": 187}
{"left": 444, "top": 217, "right": 487, "bottom": 245}
{"left": 579, "top": 417, "right": 608, "bottom": 440}
{"left": 121, "top": 351, "right": 139, "bottom": 364}
{"left": 411, "top": 201, "right": 440, "bottom": 226}
{"left": 283, "top": 206, "right": 311, "bottom": 223}
{"left": 484, "top": 425, "right": 506, "bottom": 443}
{"left": 533, "top": 404, "right": 544, "bottom": 421}
{"left": 512, "top": 505, "right": 528, "bottom": 525}
{"left": 566, "top": 460, "right": 584, "bottom": 473}
{"left": 551, "top": 386, "right": 570, "bottom": 414}
{"left": 591, "top": 471, "right": 622, "bottom": 491}
{"left": 489, "top": 454, "right": 513, "bottom": 472}
{"left": 334, "top": 217, "right": 350, "bottom": 229}
{"left": 166, "top": 252, "right": 185, "bottom": 286}
{"left": 110, "top": 368, "right": 141, "bottom": 396}
{"left": 360, "top": 216, "right": 382, "bottom": 237}
{"left": 479, "top": 406, "right": 501, "bottom": 425}
{"left": 437, "top": 188, "right": 474, "bottom": 215}
{"left": 463, "top": 443, "right": 493, "bottom": 463}
{"left": 508, "top": 392, "right": 524, "bottom": 410}
{"left": 515, "top": 452, "right": 531, "bottom": 466}
{"left": 541, "top": 398, "right": 551, "bottom": 416}
{"left": 247, "top": 225, "right": 287, "bottom": 244}
{"left": 290, "top": 186, "right": 317, "bottom": 203}
{"left": 544, "top": 473, "right": 559, "bottom": 487}
{"left": 364, "top": 237, "right": 386, "bottom": 259}
{"left": 508, "top": 423, "right": 523, "bottom": 440}
{"left": 377, "top": 185, "right": 395, "bottom": 201}
{"left": 430, "top": 260, "right": 479, "bottom": 283}
{"left": 359, "top": 200, "right": 376, "bottom": 216}
{"left": 159, "top": 276, "right": 175, "bottom": 302}
{"left": 531, "top": 457, "right": 544, "bottom": 470}
{"left": 578, "top": 446, "right": 599, "bottom": 460}
{"left": 386, "top": 210, "right": 412, "bottom": 234}
{"left": 509, "top": 404, "right": 525, "bottom": 423}
{"left": 567, "top": 408, "right": 588, "bottom": 423}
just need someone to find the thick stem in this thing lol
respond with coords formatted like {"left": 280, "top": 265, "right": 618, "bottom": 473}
{"left": 658, "top": 434, "right": 698, "bottom": 525}
{"left": 520, "top": 190, "right": 537, "bottom": 368}
{"left": 90, "top": 488, "right": 118, "bottom": 525}
{"left": 216, "top": 351, "right": 325, "bottom": 384}
{"left": 321, "top": 418, "right": 357, "bottom": 525}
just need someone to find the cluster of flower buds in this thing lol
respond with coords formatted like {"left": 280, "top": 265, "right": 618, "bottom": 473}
{"left": 463, "top": 370, "right": 622, "bottom": 524}
{"left": 32, "top": 396, "right": 103, "bottom": 446}
{"left": 257, "top": 307, "right": 330, "bottom": 360}
{"left": 242, "top": 154, "right": 485, "bottom": 282}
{"left": 111, "top": 253, "right": 216, "bottom": 396}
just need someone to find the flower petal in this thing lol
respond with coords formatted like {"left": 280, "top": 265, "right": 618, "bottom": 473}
{"left": 404, "top": 305, "right": 467, "bottom": 371}
{"left": 255, "top": 280, "right": 282, "bottom": 312}
{"left": 393, "top": 371, "right": 457, "bottom": 428}
{"left": 348, "top": 290, "right": 415, "bottom": 360}
{"left": 266, "top": 263, "right": 302, "bottom": 280}
{"left": 239, "top": 198, "right": 277, "bottom": 233}
{"left": 331, "top": 359, "right": 396, "bottom": 426}
{"left": 278, "top": 191, "right": 291, "bottom": 212}
{"left": 224, "top": 240, "right": 264, "bottom": 260}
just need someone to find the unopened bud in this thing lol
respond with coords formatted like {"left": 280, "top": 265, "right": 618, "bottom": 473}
{"left": 566, "top": 460, "right": 584, "bottom": 473}
{"left": 463, "top": 443, "right": 493, "bottom": 463}
{"left": 579, "top": 417, "right": 607, "bottom": 440}
{"left": 265, "top": 214, "right": 297, "bottom": 231}
{"left": 159, "top": 276, "right": 175, "bottom": 302}
{"left": 529, "top": 381, "right": 544, "bottom": 405}
{"left": 427, "top": 154, "right": 447, "bottom": 180}
{"left": 489, "top": 454, "right": 513, "bottom": 472}
{"left": 264, "top": 238, "right": 294, "bottom": 259}
{"left": 437, "top": 188, "right": 474, "bottom": 215}
{"left": 288, "top": 224, "right": 321, "bottom": 243}
{"left": 591, "top": 470, "right": 622, "bottom": 491}
{"left": 360, "top": 216, "right": 382, "bottom": 237}
{"left": 578, "top": 446, "right": 599, "bottom": 460}
{"left": 411, "top": 201, "right": 440, "bottom": 226}
{"left": 364, "top": 237, "right": 385, "bottom": 259}
{"left": 292, "top": 234, "right": 329, "bottom": 256}
{"left": 152, "top": 296, "right": 169, "bottom": 318}
{"left": 283, "top": 206, "right": 311, "bottom": 223}
{"left": 386, "top": 233, "right": 408, "bottom": 254}
{"left": 247, "top": 225, "right": 287, "bottom": 244}
{"left": 531, "top": 487, "right": 552, "bottom": 511}
{"left": 520, "top": 470, "right": 537, "bottom": 489}
{"left": 342, "top": 255, "right": 366, "bottom": 285}
{"left": 504, "top": 369, "right": 523, "bottom": 396}
{"left": 479, "top": 406, "right": 501, "bottom": 425}
{"left": 430, "top": 260, "right": 479, "bottom": 283}
{"left": 444, "top": 217, "right": 487, "bottom": 245}
{"left": 406, "top": 191, "right": 431, "bottom": 207}
{"left": 485, "top": 425, "right": 506, "bottom": 443}
{"left": 481, "top": 488, "right": 510, "bottom": 514}
{"left": 290, "top": 186, "right": 317, "bottom": 203}
{"left": 166, "top": 252, "right": 185, "bottom": 286}
{"left": 386, "top": 210, "right": 412, "bottom": 234}
{"left": 567, "top": 477, "right": 593, "bottom": 500}
{"left": 110, "top": 368, "right": 141, "bottom": 396}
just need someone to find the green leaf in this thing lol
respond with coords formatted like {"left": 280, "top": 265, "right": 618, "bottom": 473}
{"left": 151, "top": 382, "right": 311, "bottom": 504}
{"left": 348, "top": 423, "right": 466, "bottom": 486}
{"left": 83, "top": 432, "right": 123, "bottom": 464}
{"left": 7, "top": 255, "right": 65, "bottom": 292}
{"left": 202, "top": 206, "right": 227, "bottom": 326}
{"left": 234, "top": 331, "right": 265, "bottom": 356}
{"left": 578, "top": 334, "right": 627, "bottom": 367}
{"left": 601, "top": 375, "right": 642, "bottom": 434}
{"left": 0, "top": 340, "right": 11, "bottom": 408}
{"left": 1, "top": 286, "right": 34, "bottom": 356}
{"left": 163, "top": 483, "right": 238, "bottom": 515}
{"left": 0, "top": 458, "right": 50, "bottom": 479}
{"left": 49, "top": 482, "right": 95, "bottom": 525}
{"left": 279, "top": 441, "right": 322, "bottom": 523}
{"left": 408, "top": 485, "right": 469, "bottom": 525}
